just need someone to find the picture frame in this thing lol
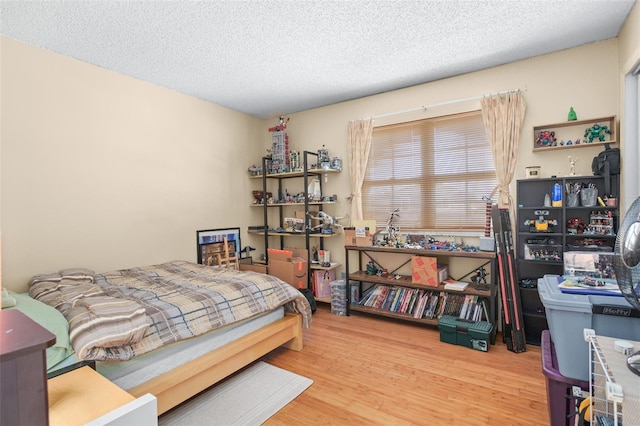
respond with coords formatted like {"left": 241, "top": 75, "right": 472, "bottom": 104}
{"left": 196, "top": 228, "right": 241, "bottom": 266}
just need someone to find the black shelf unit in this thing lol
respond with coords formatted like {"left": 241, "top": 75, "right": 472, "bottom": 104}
{"left": 515, "top": 175, "right": 619, "bottom": 345}
{"left": 249, "top": 152, "right": 340, "bottom": 291}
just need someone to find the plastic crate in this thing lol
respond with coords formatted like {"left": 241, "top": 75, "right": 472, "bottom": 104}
{"left": 538, "top": 275, "right": 640, "bottom": 381}
{"left": 541, "top": 330, "right": 588, "bottom": 426}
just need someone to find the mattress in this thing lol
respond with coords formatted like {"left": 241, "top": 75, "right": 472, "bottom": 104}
{"left": 96, "top": 307, "right": 284, "bottom": 390}
{"left": 28, "top": 261, "right": 311, "bottom": 362}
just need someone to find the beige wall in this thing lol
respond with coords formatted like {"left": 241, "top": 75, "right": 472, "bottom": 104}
{"left": 282, "top": 38, "right": 620, "bottom": 187}
{"left": 2, "top": 23, "right": 633, "bottom": 291}
{"left": 1, "top": 37, "right": 264, "bottom": 292}
{"left": 269, "top": 39, "right": 621, "bottom": 278}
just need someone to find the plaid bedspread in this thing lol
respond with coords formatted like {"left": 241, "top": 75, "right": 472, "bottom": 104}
{"left": 29, "top": 261, "right": 311, "bottom": 361}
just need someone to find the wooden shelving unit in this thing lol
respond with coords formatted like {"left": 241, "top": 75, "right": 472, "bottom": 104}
{"left": 532, "top": 115, "right": 616, "bottom": 152}
{"left": 344, "top": 245, "right": 498, "bottom": 344}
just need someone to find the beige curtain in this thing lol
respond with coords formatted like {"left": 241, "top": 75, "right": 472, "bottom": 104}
{"left": 347, "top": 119, "right": 373, "bottom": 223}
{"left": 480, "top": 91, "right": 526, "bottom": 209}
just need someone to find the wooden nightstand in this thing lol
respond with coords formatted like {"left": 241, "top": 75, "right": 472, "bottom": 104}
{"left": 48, "top": 365, "right": 157, "bottom": 426}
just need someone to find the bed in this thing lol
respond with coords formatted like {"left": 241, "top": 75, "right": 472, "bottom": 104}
{"left": 6, "top": 260, "right": 311, "bottom": 415}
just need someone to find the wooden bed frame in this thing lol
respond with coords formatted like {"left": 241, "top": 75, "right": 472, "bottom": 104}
{"left": 126, "top": 312, "right": 304, "bottom": 415}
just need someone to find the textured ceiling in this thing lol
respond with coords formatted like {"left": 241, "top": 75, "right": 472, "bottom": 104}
{"left": 0, "top": 0, "right": 636, "bottom": 119}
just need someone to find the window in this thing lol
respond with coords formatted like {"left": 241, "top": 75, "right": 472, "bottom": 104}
{"left": 362, "top": 111, "right": 496, "bottom": 232}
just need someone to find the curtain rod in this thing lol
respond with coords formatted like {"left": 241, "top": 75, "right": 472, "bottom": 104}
{"left": 350, "top": 89, "right": 520, "bottom": 123}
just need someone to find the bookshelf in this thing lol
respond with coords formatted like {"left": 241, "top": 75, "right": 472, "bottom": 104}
{"left": 344, "top": 245, "right": 498, "bottom": 344}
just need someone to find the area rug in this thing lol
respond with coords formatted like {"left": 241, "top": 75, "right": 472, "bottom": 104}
{"left": 158, "top": 361, "right": 313, "bottom": 425}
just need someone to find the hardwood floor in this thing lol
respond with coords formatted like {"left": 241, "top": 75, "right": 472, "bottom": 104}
{"left": 261, "top": 304, "right": 550, "bottom": 425}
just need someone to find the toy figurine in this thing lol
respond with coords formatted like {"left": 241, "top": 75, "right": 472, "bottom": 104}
{"left": 247, "top": 164, "right": 262, "bottom": 176}
{"left": 268, "top": 116, "right": 290, "bottom": 132}
{"left": 374, "top": 208, "right": 400, "bottom": 246}
{"left": 524, "top": 214, "right": 558, "bottom": 232}
{"left": 584, "top": 123, "right": 611, "bottom": 142}
{"left": 471, "top": 267, "right": 489, "bottom": 290}
{"left": 568, "top": 107, "right": 577, "bottom": 121}
{"left": 308, "top": 211, "right": 348, "bottom": 232}
{"left": 535, "top": 131, "right": 557, "bottom": 147}
{"left": 568, "top": 156, "right": 578, "bottom": 176}
{"left": 318, "top": 145, "right": 330, "bottom": 165}
{"left": 289, "top": 150, "right": 300, "bottom": 171}
{"left": 366, "top": 260, "right": 374, "bottom": 274}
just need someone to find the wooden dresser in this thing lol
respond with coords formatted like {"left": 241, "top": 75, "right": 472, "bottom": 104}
{"left": 0, "top": 309, "right": 56, "bottom": 425}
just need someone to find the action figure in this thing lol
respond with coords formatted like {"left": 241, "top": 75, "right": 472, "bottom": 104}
{"left": 471, "top": 267, "right": 489, "bottom": 290}
{"left": 584, "top": 123, "right": 611, "bottom": 142}
{"left": 568, "top": 156, "right": 578, "bottom": 176}
{"left": 308, "top": 211, "right": 348, "bottom": 232}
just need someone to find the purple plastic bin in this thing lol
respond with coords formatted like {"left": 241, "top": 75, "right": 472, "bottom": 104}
{"left": 541, "top": 330, "right": 589, "bottom": 426}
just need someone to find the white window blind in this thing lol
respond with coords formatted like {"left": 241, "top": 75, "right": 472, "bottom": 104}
{"left": 362, "top": 111, "right": 496, "bottom": 231}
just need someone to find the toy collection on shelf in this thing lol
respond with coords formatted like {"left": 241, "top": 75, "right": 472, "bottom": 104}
{"left": 266, "top": 210, "right": 347, "bottom": 236}
{"left": 247, "top": 116, "right": 342, "bottom": 177}
{"left": 248, "top": 117, "right": 341, "bottom": 208}
{"left": 354, "top": 209, "right": 484, "bottom": 254}
{"left": 535, "top": 122, "right": 612, "bottom": 148}
{"left": 523, "top": 241, "right": 562, "bottom": 262}
{"left": 251, "top": 117, "right": 487, "bottom": 252}
{"left": 566, "top": 210, "right": 615, "bottom": 236}
{"left": 249, "top": 116, "right": 345, "bottom": 236}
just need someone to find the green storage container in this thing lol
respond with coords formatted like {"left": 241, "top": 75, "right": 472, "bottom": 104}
{"left": 438, "top": 315, "right": 493, "bottom": 352}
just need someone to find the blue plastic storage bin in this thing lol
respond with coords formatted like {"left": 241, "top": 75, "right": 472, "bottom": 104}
{"left": 538, "top": 275, "right": 640, "bottom": 381}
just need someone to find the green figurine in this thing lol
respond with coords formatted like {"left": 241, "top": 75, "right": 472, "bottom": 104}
{"left": 584, "top": 123, "right": 611, "bottom": 142}
{"left": 568, "top": 107, "right": 577, "bottom": 121}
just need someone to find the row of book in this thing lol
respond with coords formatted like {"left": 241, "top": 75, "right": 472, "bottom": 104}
{"left": 358, "top": 284, "right": 488, "bottom": 321}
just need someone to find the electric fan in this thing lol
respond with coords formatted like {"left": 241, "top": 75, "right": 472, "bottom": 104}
{"left": 613, "top": 196, "right": 640, "bottom": 376}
